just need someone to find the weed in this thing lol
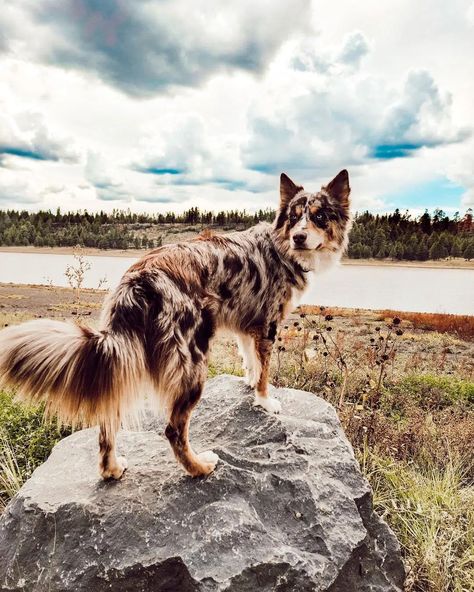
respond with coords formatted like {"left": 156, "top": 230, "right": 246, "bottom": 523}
{"left": 64, "top": 246, "right": 91, "bottom": 311}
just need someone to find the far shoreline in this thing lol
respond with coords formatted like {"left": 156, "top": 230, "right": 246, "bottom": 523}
{"left": 0, "top": 245, "right": 473, "bottom": 270}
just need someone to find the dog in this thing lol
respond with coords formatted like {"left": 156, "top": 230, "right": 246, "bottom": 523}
{"left": 0, "top": 170, "right": 351, "bottom": 479}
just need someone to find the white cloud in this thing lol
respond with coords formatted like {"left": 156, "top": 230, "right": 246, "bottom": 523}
{"left": 0, "top": 0, "right": 472, "bottom": 214}
{"left": 467, "top": 1, "right": 474, "bottom": 26}
{"left": 337, "top": 32, "right": 370, "bottom": 68}
{"left": 0, "top": 106, "right": 79, "bottom": 163}
{"left": 1, "top": 0, "right": 312, "bottom": 96}
{"left": 244, "top": 62, "right": 469, "bottom": 177}
{"left": 443, "top": 138, "right": 474, "bottom": 209}
{"left": 0, "top": 177, "right": 41, "bottom": 204}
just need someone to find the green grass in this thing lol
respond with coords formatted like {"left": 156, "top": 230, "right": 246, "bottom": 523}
{"left": 0, "top": 389, "right": 71, "bottom": 507}
{"left": 388, "top": 374, "right": 474, "bottom": 408}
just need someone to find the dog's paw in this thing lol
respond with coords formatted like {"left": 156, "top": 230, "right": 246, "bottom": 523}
{"left": 254, "top": 395, "right": 282, "bottom": 414}
{"left": 244, "top": 368, "right": 257, "bottom": 388}
{"left": 101, "top": 456, "right": 128, "bottom": 480}
{"left": 193, "top": 450, "right": 219, "bottom": 477}
{"left": 198, "top": 450, "right": 219, "bottom": 465}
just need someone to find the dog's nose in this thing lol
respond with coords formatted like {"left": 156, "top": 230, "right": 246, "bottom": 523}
{"left": 293, "top": 232, "right": 307, "bottom": 246}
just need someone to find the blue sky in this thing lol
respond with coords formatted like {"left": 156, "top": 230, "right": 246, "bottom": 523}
{"left": 384, "top": 178, "right": 466, "bottom": 211}
{"left": 0, "top": 0, "right": 473, "bottom": 214}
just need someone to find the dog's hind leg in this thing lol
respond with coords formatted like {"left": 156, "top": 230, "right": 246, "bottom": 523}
{"left": 253, "top": 331, "right": 282, "bottom": 414}
{"left": 165, "top": 381, "right": 219, "bottom": 477}
{"left": 99, "top": 419, "right": 127, "bottom": 480}
{"left": 236, "top": 333, "right": 261, "bottom": 388}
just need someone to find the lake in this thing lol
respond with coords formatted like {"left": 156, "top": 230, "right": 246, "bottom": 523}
{"left": 0, "top": 251, "right": 473, "bottom": 315}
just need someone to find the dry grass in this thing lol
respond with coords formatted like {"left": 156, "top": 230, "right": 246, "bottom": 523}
{"left": 0, "top": 311, "right": 33, "bottom": 328}
{"left": 302, "top": 305, "right": 474, "bottom": 341}
{"left": 377, "top": 310, "right": 474, "bottom": 341}
{"left": 366, "top": 453, "right": 474, "bottom": 591}
{"left": 0, "top": 431, "right": 23, "bottom": 510}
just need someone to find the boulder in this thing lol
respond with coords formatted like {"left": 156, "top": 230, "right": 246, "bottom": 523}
{"left": 0, "top": 375, "right": 405, "bottom": 591}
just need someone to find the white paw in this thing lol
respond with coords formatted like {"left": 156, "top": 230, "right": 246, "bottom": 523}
{"left": 118, "top": 456, "right": 128, "bottom": 471}
{"left": 197, "top": 450, "right": 219, "bottom": 466}
{"left": 101, "top": 456, "right": 128, "bottom": 480}
{"left": 254, "top": 395, "right": 282, "bottom": 414}
{"left": 245, "top": 368, "right": 257, "bottom": 387}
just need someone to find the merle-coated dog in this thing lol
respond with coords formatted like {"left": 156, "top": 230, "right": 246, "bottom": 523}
{"left": 0, "top": 171, "right": 351, "bottom": 478}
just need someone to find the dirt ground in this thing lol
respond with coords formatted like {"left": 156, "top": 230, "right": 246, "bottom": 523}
{"left": 1, "top": 283, "right": 473, "bottom": 380}
{"left": 0, "top": 283, "right": 104, "bottom": 324}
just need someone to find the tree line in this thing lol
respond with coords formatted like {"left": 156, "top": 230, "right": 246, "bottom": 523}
{"left": 0, "top": 207, "right": 472, "bottom": 260}
{"left": 348, "top": 208, "right": 474, "bottom": 261}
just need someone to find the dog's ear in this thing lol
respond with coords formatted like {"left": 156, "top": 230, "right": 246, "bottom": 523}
{"left": 280, "top": 173, "right": 303, "bottom": 210}
{"left": 325, "top": 170, "right": 350, "bottom": 208}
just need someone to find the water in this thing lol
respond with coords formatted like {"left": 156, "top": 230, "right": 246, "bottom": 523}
{"left": 0, "top": 251, "right": 473, "bottom": 315}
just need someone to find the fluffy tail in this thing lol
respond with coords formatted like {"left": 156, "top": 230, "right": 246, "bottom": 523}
{"left": 0, "top": 319, "right": 146, "bottom": 427}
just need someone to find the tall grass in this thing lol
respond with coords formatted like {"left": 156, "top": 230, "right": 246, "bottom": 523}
{"left": 0, "top": 388, "right": 72, "bottom": 507}
{"left": 0, "top": 431, "right": 23, "bottom": 509}
{"left": 365, "top": 452, "right": 474, "bottom": 592}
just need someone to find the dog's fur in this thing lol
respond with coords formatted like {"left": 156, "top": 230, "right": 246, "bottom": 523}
{"left": 0, "top": 171, "right": 351, "bottom": 479}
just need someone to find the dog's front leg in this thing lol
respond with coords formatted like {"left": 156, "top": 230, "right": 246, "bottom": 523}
{"left": 253, "top": 332, "right": 281, "bottom": 414}
{"left": 236, "top": 333, "right": 261, "bottom": 388}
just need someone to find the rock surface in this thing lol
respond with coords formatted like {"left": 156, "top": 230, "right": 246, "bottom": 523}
{"left": 0, "top": 375, "right": 405, "bottom": 591}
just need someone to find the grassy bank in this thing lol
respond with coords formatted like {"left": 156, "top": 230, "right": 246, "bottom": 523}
{"left": 0, "top": 285, "right": 473, "bottom": 590}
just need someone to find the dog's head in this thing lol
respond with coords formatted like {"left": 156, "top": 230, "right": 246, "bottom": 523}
{"left": 274, "top": 170, "right": 351, "bottom": 265}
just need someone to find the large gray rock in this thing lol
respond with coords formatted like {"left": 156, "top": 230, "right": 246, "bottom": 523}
{"left": 0, "top": 375, "right": 405, "bottom": 591}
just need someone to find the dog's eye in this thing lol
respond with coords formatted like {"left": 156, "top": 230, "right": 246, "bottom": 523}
{"left": 315, "top": 213, "right": 324, "bottom": 221}
{"left": 289, "top": 213, "right": 298, "bottom": 222}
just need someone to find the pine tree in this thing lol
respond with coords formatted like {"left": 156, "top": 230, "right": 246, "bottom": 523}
{"left": 429, "top": 241, "right": 443, "bottom": 260}
{"left": 372, "top": 228, "right": 386, "bottom": 254}
{"left": 450, "top": 239, "right": 462, "bottom": 258}
{"left": 420, "top": 210, "right": 432, "bottom": 234}
{"left": 463, "top": 242, "right": 474, "bottom": 261}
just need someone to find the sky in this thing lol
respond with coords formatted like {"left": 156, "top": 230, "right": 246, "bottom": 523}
{"left": 0, "top": 0, "right": 473, "bottom": 216}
